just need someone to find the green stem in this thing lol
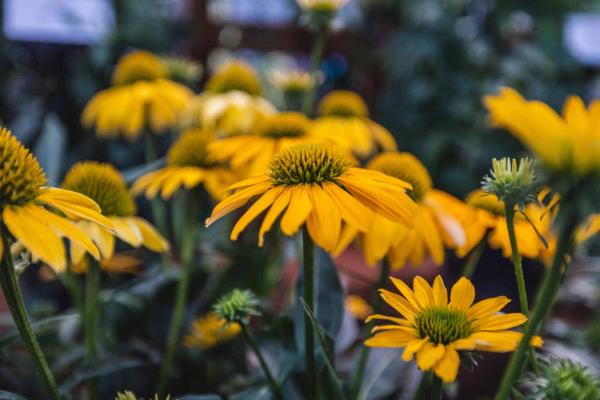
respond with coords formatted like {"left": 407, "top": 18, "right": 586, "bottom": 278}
{"left": 504, "top": 204, "right": 529, "bottom": 316}
{"left": 412, "top": 371, "right": 431, "bottom": 400}
{"left": 461, "top": 235, "right": 486, "bottom": 279}
{"left": 59, "top": 268, "right": 83, "bottom": 314}
{"left": 157, "top": 194, "right": 199, "bottom": 395}
{"left": 0, "top": 231, "right": 61, "bottom": 400}
{"left": 495, "top": 218, "right": 576, "bottom": 400}
{"left": 350, "top": 261, "right": 390, "bottom": 398}
{"left": 240, "top": 323, "right": 282, "bottom": 399}
{"left": 302, "top": 227, "right": 317, "bottom": 399}
{"left": 302, "top": 27, "right": 327, "bottom": 117}
{"left": 430, "top": 375, "right": 443, "bottom": 400}
{"left": 84, "top": 259, "right": 101, "bottom": 400}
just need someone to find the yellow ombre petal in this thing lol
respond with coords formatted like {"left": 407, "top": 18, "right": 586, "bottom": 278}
{"left": 433, "top": 347, "right": 460, "bottom": 383}
{"left": 130, "top": 217, "right": 170, "bottom": 252}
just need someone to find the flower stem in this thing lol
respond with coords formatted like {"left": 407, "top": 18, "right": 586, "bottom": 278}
{"left": 302, "top": 227, "right": 317, "bottom": 399}
{"left": 157, "top": 193, "right": 199, "bottom": 395}
{"left": 0, "top": 231, "right": 61, "bottom": 400}
{"left": 302, "top": 27, "right": 327, "bottom": 117}
{"left": 240, "top": 323, "right": 282, "bottom": 399}
{"left": 84, "top": 259, "right": 101, "bottom": 400}
{"left": 350, "top": 261, "right": 390, "bottom": 398}
{"left": 495, "top": 218, "right": 576, "bottom": 400}
{"left": 412, "top": 371, "right": 431, "bottom": 400}
{"left": 504, "top": 203, "right": 529, "bottom": 315}
{"left": 461, "top": 235, "right": 487, "bottom": 279}
{"left": 430, "top": 375, "right": 443, "bottom": 400}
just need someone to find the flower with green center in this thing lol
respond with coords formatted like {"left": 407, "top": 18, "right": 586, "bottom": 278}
{"left": 333, "top": 151, "right": 466, "bottom": 269}
{"left": 213, "top": 288, "right": 260, "bottom": 324}
{"left": 310, "top": 90, "right": 397, "bottom": 157}
{"left": 482, "top": 157, "right": 539, "bottom": 209}
{"left": 0, "top": 128, "right": 113, "bottom": 272}
{"left": 82, "top": 50, "right": 193, "bottom": 140}
{"left": 208, "top": 112, "right": 324, "bottom": 177}
{"left": 452, "top": 189, "right": 551, "bottom": 260}
{"left": 520, "top": 358, "right": 600, "bottom": 400}
{"left": 62, "top": 162, "right": 169, "bottom": 266}
{"left": 365, "top": 275, "right": 543, "bottom": 383}
{"left": 131, "top": 129, "right": 236, "bottom": 201}
{"left": 205, "top": 60, "right": 262, "bottom": 96}
{"left": 206, "top": 143, "right": 417, "bottom": 252}
{"left": 160, "top": 56, "right": 203, "bottom": 84}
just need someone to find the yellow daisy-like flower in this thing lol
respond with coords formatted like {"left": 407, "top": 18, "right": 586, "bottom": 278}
{"left": 205, "top": 60, "right": 262, "bottom": 96}
{"left": 268, "top": 69, "right": 313, "bottom": 94}
{"left": 0, "top": 128, "right": 112, "bottom": 272}
{"left": 334, "top": 152, "right": 465, "bottom": 268}
{"left": 297, "top": 0, "right": 349, "bottom": 12}
{"left": 365, "top": 275, "right": 543, "bottom": 383}
{"left": 310, "top": 90, "right": 397, "bottom": 158}
{"left": 132, "top": 129, "right": 236, "bottom": 200}
{"left": 206, "top": 143, "right": 417, "bottom": 252}
{"left": 82, "top": 50, "right": 193, "bottom": 140}
{"left": 181, "top": 91, "right": 276, "bottom": 137}
{"left": 208, "top": 112, "right": 324, "bottom": 177}
{"left": 484, "top": 87, "right": 600, "bottom": 176}
{"left": 183, "top": 313, "right": 241, "bottom": 350}
{"left": 62, "top": 162, "right": 169, "bottom": 265}
{"left": 454, "top": 189, "right": 549, "bottom": 259}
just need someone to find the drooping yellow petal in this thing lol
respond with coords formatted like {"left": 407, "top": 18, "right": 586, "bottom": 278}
{"left": 433, "top": 346, "right": 460, "bottom": 383}
{"left": 258, "top": 189, "right": 292, "bottom": 246}
{"left": 280, "top": 185, "right": 313, "bottom": 236}
{"left": 402, "top": 338, "right": 428, "bottom": 362}
{"left": 416, "top": 343, "right": 446, "bottom": 370}
{"left": 231, "top": 187, "right": 283, "bottom": 241}
{"left": 130, "top": 217, "right": 170, "bottom": 252}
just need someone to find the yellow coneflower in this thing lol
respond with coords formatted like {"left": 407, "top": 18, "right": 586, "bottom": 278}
{"left": 365, "top": 275, "right": 542, "bottom": 383}
{"left": 310, "top": 90, "right": 397, "bottom": 158}
{"left": 484, "top": 88, "right": 600, "bottom": 176}
{"left": 346, "top": 295, "right": 373, "bottom": 320}
{"left": 181, "top": 91, "right": 276, "bottom": 137}
{"left": 297, "top": 0, "right": 349, "bottom": 12}
{"left": 82, "top": 50, "right": 193, "bottom": 140}
{"left": 62, "top": 162, "right": 169, "bottom": 265}
{"left": 183, "top": 313, "right": 241, "bottom": 350}
{"left": 454, "top": 189, "right": 550, "bottom": 260}
{"left": 335, "top": 152, "right": 465, "bottom": 268}
{"left": 131, "top": 129, "right": 236, "bottom": 200}
{"left": 206, "top": 143, "right": 417, "bottom": 252}
{"left": 208, "top": 112, "right": 324, "bottom": 177}
{"left": 0, "top": 128, "right": 112, "bottom": 272}
{"left": 268, "top": 68, "right": 314, "bottom": 94}
{"left": 205, "top": 59, "right": 262, "bottom": 96}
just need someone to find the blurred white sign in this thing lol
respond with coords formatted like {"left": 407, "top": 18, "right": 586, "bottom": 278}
{"left": 564, "top": 13, "right": 600, "bottom": 68}
{"left": 3, "top": 0, "right": 114, "bottom": 45}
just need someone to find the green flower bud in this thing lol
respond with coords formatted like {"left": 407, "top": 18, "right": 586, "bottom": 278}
{"left": 213, "top": 288, "right": 260, "bottom": 324}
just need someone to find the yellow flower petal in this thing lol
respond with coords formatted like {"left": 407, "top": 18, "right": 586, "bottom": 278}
{"left": 416, "top": 342, "right": 446, "bottom": 370}
{"left": 433, "top": 346, "right": 460, "bottom": 383}
{"left": 449, "top": 277, "right": 475, "bottom": 310}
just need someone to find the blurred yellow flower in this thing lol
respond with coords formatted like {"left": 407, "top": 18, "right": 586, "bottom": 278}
{"left": 345, "top": 295, "right": 373, "bottom": 320}
{"left": 82, "top": 51, "right": 193, "bottom": 140}
{"left": 0, "top": 128, "right": 112, "bottom": 272}
{"left": 205, "top": 59, "right": 262, "bottom": 96}
{"left": 62, "top": 162, "right": 169, "bottom": 265}
{"left": 297, "top": 0, "right": 348, "bottom": 12}
{"left": 484, "top": 87, "right": 600, "bottom": 176}
{"left": 268, "top": 68, "right": 314, "bottom": 94}
{"left": 183, "top": 313, "right": 241, "bottom": 350}
{"left": 454, "top": 189, "right": 549, "bottom": 260}
{"left": 310, "top": 90, "right": 397, "bottom": 157}
{"left": 206, "top": 143, "right": 417, "bottom": 252}
{"left": 208, "top": 112, "right": 323, "bottom": 176}
{"left": 365, "top": 275, "right": 542, "bottom": 383}
{"left": 132, "top": 129, "right": 236, "bottom": 200}
{"left": 334, "top": 152, "right": 465, "bottom": 269}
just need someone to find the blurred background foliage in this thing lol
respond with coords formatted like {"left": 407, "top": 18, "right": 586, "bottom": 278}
{"left": 1, "top": 0, "right": 600, "bottom": 398}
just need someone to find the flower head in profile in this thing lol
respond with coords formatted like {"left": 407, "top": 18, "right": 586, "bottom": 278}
{"left": 205, "top": 59, "right": 262, "bottom": 96}
{"left": 181, "top": 91, "right": 276, "bottom": 137}
{"left": 334, "top": 152, "right": 465, "bottom": 268}
{"left": 62, "top": 162, "right": 169, "bottom": 266}
{"left": 310, "top": 90, "right": 397, "bottom": 158}
{"left": 132, "top": 129, "right": 236, "bottom": 200}
{"left": 482, "top": 157, "right": 539, "bottom": 208}
{"left": 82, "top": 50, "right": 193, "bottom": 140}
{"left": 206, "top": 143, "right": 417, "bottom": 252}
{"left": 213, "top": 288, "right": 260, "bottom": 324}
{"left": 520, "top": 357, "right": 600, "bottom": 400}
{"left": 209, "top": 112, "right": 326, "bottom": 176}
{"left": 0, "top": 128, "right": 113, "bottom": 272}
{"left": 160, "top": 56, "right": 203, "bottom": 84}
{"left": 268, "top": 68, "right": 314, "bottom": 95}
{"left": 453, "top": 189, "right": 550, "bottom": 260}
{"left": 183, "top": 313, "right": 241, "bottom": 350}
{"left": 365, "top": 275, "right": 542, "bottom": 383}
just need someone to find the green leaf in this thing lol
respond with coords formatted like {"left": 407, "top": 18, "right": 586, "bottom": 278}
{"left": 59, "top": 356, "right": 148, "bottom": 393}
{"left": 0, "top": 314, "right": 78, "bottom": 348}
{"left": 230, "top": 385, "right": 272, "bottom": 400}
{"left": 0, "top": 390, "right": 28, "bottom": 400}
